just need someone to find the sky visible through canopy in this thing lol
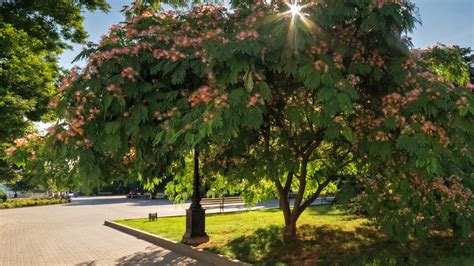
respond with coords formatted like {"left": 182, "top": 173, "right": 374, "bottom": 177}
{"left": 58, "top": 0, "right": 473, "bottom": 69}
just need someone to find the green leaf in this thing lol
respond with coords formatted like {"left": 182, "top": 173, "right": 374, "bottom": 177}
{"left": 104, "top": 133, "right": 121, "bottom": 151}
{"left": 245, "top": 108, "right": 263, "bottom": 129}
{"left": 105, "top": 121, "right": 121, "bottom": 134}
{"left": 341, "top": 126, "right": 354, "bottom": 143}
{"left": 337, "top": 93, "right": 352, "bottom": 112}
{"left": 243, "top": 71, "right": 254, "bottom": 91}
{"left": 171, "top": 63, "right": 187, "bottom": 84}
{"left": 286, "top": 106, "right": 304, "bottom": 124}
{"left": 325, "top": 124, "right": 341, "bottom": 140}
{"left": 104, "top": 95, "right": 113, "bottom": 113}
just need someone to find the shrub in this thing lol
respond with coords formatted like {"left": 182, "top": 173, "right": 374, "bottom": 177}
{"left": 0, "top": 197, "right": 69, "bottom": 209}
{"left": 0, "top": 190, "right": 7, "bottom": 203}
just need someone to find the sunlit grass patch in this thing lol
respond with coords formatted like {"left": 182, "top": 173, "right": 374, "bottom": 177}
{"left": 116, "top": 206, "right": 473, "bottom": 265}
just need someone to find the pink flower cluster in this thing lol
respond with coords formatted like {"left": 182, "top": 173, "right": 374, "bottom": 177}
{"left": 374, "top": 131, "right": 391, "bottom": 141}
{"left": 314, "top": 60, "right": 329, "bottom": 73}
{"left": 374, "top": 0, "right": 387, "bottom": 9}
{"left": 58, "top": 76, "right": 72, "bottom": 93}
{"left": 5, "top": 134, "right": 41, "bottom": 158}
{"left": 5, "top": 146, "right": 16, "bottom": 156}
{"left": 106, "top": 84, "right": 122, "bottom": 95}
{"left": 214, "top": 94, "right": 230, "bottom": 109}
{"left": 189, "top": 85, "right": 216, "bottom": 107}
{"left": 122, "top": 147, "right": 137, "bottom": 165}
{"left": 153, "top": 49, "right": 186, "bottom": 62}
{"left": 121, "top": 67, "right": 139, "bottom": 81}
{"left": 247, "top": 93, "right": 264, "bottom": 107}
{"left": 309, "top": 41, "right": 329, "bottom": 55}
{"left": 13, "top": 137, "right": 28, "bottom": 147}
{"left": 455, "top": 94, "right": 470, "bottom": 110}
{"left": 411, "top": 175, "right": 472, "bottom": 213}
{"left": 203, "top": 112, "right": 216, "bottom": 123}
{"left": 346, "top": 74, "right": 359, "bottom": 86}
{"left": 333, "top": 52, "right": 344, "bottom": 69}
{"left": 369, "top": 0, "right": 403, "bottom": 9}
{"left": 401, "top": 59, "right": 417, "bottom": 70}
{"left": 49, "top": 98, "right": 60, "bottom": 108}
{"left": 236, "top": 30, "right": 259, "bottom": 41}
{"left": 381, "top": 88, "right": 421, "bottom": 115}
{"left": 155, "top": 107, "right": 177, "bottom": 121}
{"left": 367, "top": 50, "right": 385, "bottom": 68}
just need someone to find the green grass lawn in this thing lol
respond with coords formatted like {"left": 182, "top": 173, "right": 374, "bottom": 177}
{"left": 116, "top": 206, "right": 473, "bottom": 265}
{"left": 0, "top": 198, "right": 70, "bottom": 209}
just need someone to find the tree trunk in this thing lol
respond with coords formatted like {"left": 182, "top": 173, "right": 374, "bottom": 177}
{"left": 275, "top": 178, "right": 297, "bottom": 242}
{"left": 283, "top": 216, "right": 297, "bottom": 242}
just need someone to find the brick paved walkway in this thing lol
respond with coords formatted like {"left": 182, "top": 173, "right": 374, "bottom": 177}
{"left": 0, "top": 197, "right": 208, "bottom": 265}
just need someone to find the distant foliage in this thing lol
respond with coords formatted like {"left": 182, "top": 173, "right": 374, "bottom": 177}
{"left": 0, "top": 190, "right": 7, "bottom": 203}
{"left": 0, "top": 0, "right": 110, "bottom": 187}
{"left": 5, "top": 133, "right": 79, "bottom": 192}
{"left": 418, "top": 44, "right": 471, "bottom": 86}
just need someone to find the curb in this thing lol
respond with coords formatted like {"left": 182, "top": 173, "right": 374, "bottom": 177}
{"left": 104, "top": 220, "right": 250, "bottom": 266}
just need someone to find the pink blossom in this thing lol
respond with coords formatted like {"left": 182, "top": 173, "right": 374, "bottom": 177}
{"left": 14, "top": 138, "right": 28, "bottom": 147}
{"left": 121, "top": 67, "right": 139, "bottom": 81}
{"left": 5, "top": 146, "right": 16, "bottom": 156}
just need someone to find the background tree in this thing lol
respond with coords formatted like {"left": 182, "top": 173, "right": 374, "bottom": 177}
{"left": 0, "top": 0, "right": 110, "bottom": 186}
{"left": 0, "top": 0, "right": 110, "bottom": 52}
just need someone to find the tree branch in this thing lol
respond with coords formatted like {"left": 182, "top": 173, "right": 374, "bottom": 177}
{"left": 284, "top": 171, "right": 293, "bottom": 193}
{"left": 292, "top": 158, "right": 309, "bottom": 216}
{"left": 302, "top": 129, "right": 326, "bottom": 158}
{"left": 295, "top": 150, "right": 354, "bottom": 218}
{"left": 297, "top": 177, "right": 333, "bottom": 218}
{"left": 274, "top": 177, "right": 291, "bottom": 225}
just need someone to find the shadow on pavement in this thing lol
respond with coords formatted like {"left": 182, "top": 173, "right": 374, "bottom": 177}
{"left": 115, "top": 246, "right": 207, "bottom": 265}
{"left": 76, "top": 246, "right": 207, "bottom": 265}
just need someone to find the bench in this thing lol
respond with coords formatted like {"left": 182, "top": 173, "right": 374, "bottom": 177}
{"left": 201, "top": 197, "right": 245, "bottom": 212}
{"left": 320, "top": 195, "right": 334, "bottom": 204}
{"left": 155, "top": 192, "right": 166, "bottom": 199}
{"left": 129, "top": 193, "right": 152, "bottom": 199}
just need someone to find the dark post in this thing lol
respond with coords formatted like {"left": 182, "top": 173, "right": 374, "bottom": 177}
{"left": 182, "top": 149, "right": 209, "bottom": 245}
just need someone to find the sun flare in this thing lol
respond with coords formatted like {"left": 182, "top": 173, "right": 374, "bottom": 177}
{"left": 260, "top": 1, "right": 325, "bottom": 49}
{"left": 289, "top": 3, "right": 302, "bottom": 17}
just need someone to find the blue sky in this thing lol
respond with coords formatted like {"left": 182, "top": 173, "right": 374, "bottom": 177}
{"left": 58, "top": 0, "right": 474, "bottom": 68}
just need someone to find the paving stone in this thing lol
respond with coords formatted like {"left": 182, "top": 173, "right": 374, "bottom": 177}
{"left": 0, "top": 197, "right": 210, "bottom": 266}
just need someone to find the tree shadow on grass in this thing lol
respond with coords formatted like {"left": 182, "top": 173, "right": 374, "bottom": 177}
{"left": 209, "top": 225, "right": 286, "bottom": 264}
{"left": 210, "top": 224, "right": 473, "bottom": 265}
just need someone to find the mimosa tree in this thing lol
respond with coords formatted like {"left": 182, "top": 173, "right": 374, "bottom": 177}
{"left": 8, "top": 0, "right": 473, "bottom": 243}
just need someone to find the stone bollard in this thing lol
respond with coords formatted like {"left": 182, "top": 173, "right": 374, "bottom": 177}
{"left": 148, "top": 212, "right": 158, "bottom": 222}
